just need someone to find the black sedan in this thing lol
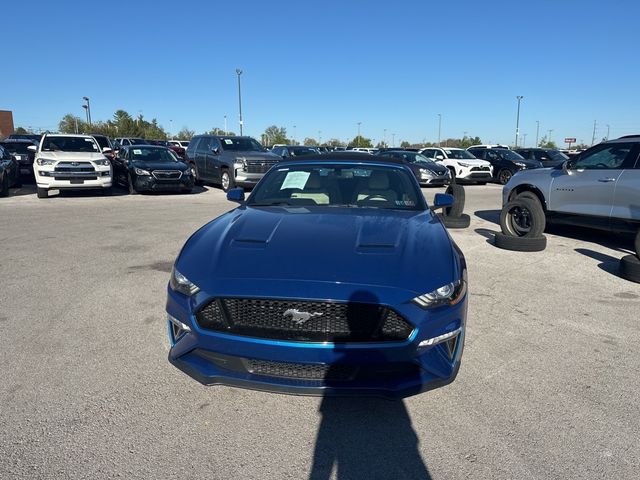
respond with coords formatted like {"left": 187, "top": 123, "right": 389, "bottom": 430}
{"left": 112, "top": 145, "right": 194, "bottom": 194}
{"left": 376, "top": 150, "right": 451, "bottom": 186}
{"left": 0, "top": 139, "right": 36, "bottom": 177}
{"left": 1, "top": 145, "right": 22, "bottom": 196}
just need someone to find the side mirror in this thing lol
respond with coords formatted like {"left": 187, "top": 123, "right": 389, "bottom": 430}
{"left": 27, "top": 145, "right": 37, "bottom": 152}
{"left": 562, "top": 160, "right": 574, "bottom": 175}
{"left": 226, "top": 187, "right": 245, "bottom": 203}
{"left": 212, "top": 147, "right": 220, "bottom": 155}
{"left": 435, "top": 155, "right": 445, "bottom": 160}
{"left": 432, "top": 193, "right": 454, "bottom": 210}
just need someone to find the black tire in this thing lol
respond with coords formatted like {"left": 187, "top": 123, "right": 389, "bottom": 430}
{"left": 14, "top": 175, "right": 22, "bottom": 188}
{"left": 443, "top": 184, "right": 465, "bottom": 217}
{"left": 634, "top": 230, "right": 640, "bottom": 260}
{"left": 36, "top": 187, "right": 48, "bottom": 199}
{"left": 190, "top": 164, "right": 202, "bottom": 185}
{"left": 0, "top": 175, "right": 8, "bottom": 197}
{"left": 127, "top": 174, "right": 137, "bottom": 194}
{"left": 500, "top": 197, "right": 546, "bottom": 237}
{"left": 619, "top": 255, "right": 640, "bottom": 283}
{"left": 515, "top": 191, "right": 541, "bottom": 204}
{"left": 220, "top": 169, "right": 235, "bottom": 192}
{"left": 447, "top": 167, "right": 456, "bottom": 181}
{"left": 497, "top": 169, "right": 513, "bottom": 185}
{"left": 494, "top": 233, "right": 547, "bottom": 252}
{"left": 439, "top": 213, "right": 470, "bottom": 229}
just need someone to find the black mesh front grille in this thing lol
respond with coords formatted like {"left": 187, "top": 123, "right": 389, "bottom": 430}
{"left": 247, "top": 359, "right": 356, "bottom": 380}
{"left": 196, "top": 298, "right": 413, "bottom": 342}
{"left": 470, "top": 166, "right": 490, "bottom": 172}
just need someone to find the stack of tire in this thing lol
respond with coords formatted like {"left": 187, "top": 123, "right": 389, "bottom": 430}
{"left": 495, "top": 193, "right": 547, "bottom": 252}
{"left": 439, "top": 184, "right": 470, "bottom": 229}
{"left": 620, "top": 231, "right": 640, "bottom": 283}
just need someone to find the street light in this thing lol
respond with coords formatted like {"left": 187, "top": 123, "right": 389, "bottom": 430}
{"left": 522, "top": 133, "right": 527, "bottom": 147}
{"left": 82, "top": 96, "right": 92, "bottom": 128}
{"left": 548, "top": 129, "right": 553, "bottom": 144}
{"left": 515, "top": 96, "right": 523, "bottom": 147}
{"left": 236, "top": 69, "right": 243, "bottom": 135}
{"left": 293, "top": 125, "right": 297, "bottom": 145}
{"left": 437, "top": 114, "right": 442, "bottom": 146}
{"left": 318, "top": 130, "right": 322, "bottom": 145}
{"left": 357, "top": 122, "right": 361, "bottom": 147}
{"left": 169, "top": 119, "right": 173, "bottom": 138}
{"left": 383, "top": 128, "right": 387, "bottom": 146}
{"left": 392, "top": 133, "right": 396, "bottom": 147}
{"left": 535, "top": 120, "right": 540, "bottom": 147}
{"left": 82, "top": 105, "right": 89, "bottom": 126}
{"left": 224, "top": 115, "right": 227, "bottom": 135}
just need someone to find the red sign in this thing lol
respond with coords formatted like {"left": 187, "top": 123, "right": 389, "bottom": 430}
{"left": 564, "top": 137, "right": 576, "bottom": 143}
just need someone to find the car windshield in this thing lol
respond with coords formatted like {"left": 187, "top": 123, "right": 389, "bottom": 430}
{"left": 130, "top": 138, "right": 149, "bottom": 145}
{"left": 500, "top": 150, "right": 526, "bottom": 161}
{"left": 41, "top": 136, "right": 99, "bottom": 152}
{"left": 92, "top": 136, "right": 110, "bottom": 149}
{"left": 129, "top": 147, "right": 179, "bottom": 162}
{"left": 444, "top": 149, "right": 476, "bottom": 159}
{"left": 547, "top": 150, "right": 569, "bottom": 161}
{"left": 290, "top": 147, "right": 319, "bottom": 156}
{"left": 0, "top": 142, "right": 31, "bottom": 154}
{"left": 248, "top": 164, "right": 424, "bottom": 210}
{"left": 219, "top": 137, "right": 264, "bottom": 152}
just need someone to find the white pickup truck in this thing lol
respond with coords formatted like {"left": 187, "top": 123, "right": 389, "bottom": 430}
{"left": 29, "top": 134, "right": 113, "bottom": 198}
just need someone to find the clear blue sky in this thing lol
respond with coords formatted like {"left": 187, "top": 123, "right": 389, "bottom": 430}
{"left": 3, "top": 0, "right": 640, "bottom": 146}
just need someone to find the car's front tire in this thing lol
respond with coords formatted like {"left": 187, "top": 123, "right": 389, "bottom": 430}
{"left": 220, "top": 169, "right": 235, "bottom": 192}
{"left": 497, "top": 169, "right": 513, "bottom": 185}
{"left": 500, "top": 197, "right": 545, "bottom": 237}
{"left": 36, "top": 187, "right": 48, "bottom": 199}
{"left": 127, "top": 174, "right": 137, "bottom": 194}
{"left": 0, "top": 175, "right": 8, "bottom": 197}
{"left": 444, "top": 184, "right": 465, "bottom": 217}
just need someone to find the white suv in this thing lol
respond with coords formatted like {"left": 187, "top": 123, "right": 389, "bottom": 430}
{"left": 421, "top": 147, "right": 493, "bottom": 183}
{"left": 30, "top": 134, "right": 113, "bottom": 199}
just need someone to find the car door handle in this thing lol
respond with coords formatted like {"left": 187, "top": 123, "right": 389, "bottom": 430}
{"left": 598, "top": 178, "right": 616, "bottom": 182}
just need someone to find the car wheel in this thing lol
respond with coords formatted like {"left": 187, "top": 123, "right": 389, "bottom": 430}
{"left": 443, "top": 184, "right": 465, "bottom": 217}
{"left": 438, "top": 213, "right": 470, "bottom": 229}
{"left": 498, "top": 169, "right": 513, "bottom": 185}
{"left": 0, "top": 175, "right": 8, "bottom": 197}
{"left": 36, "top": 187, "right": 48, "bottom": 199}
{"left": 500, "top": 197, "right": 546, "bottom": 237}
{"left": 619, "top": 255, "right": 640, "bottom": 283}
{"left": 494, "top": 232, "right": 547, "bottom": 252}
{"left": 127, "top": 174, "right": 137, "bottom": 194}
{"left": 221, "top": 169, "right": 235, "bottom": 192}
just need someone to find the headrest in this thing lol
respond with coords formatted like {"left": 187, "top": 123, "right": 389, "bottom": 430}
{"left": 368, "top": 171, "right": 389, "bottom": 189}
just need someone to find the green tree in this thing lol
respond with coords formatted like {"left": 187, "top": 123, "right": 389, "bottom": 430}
{"left": 400, "top": 141, "right": 411, "bottom": 148}
{"left": 326, "top": 138, "right": 344, "bottom": 147}
{"left": 303, "top": 137, "right": 318, "bottom": 146}
{"left": 538, "top": 136, "right": 557, "bottom": 149}
{"left": 14, "top": 126, "right": 31, "bottom": 134}
{"left": 376, "top": 141, "right": 388, "bottom": 149}
{"left": 263, "top": 125, "right": 288, "bottom": 146}
{"left": 176, "top": 128, "right": 195, "bottom": 140}
{"left": 348, "top": 135, "right": 373, "bottom": 148}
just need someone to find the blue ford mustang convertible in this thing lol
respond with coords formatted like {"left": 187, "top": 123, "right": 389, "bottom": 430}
{"left": 166, "top": 153, "right": 467, "bottom": 398}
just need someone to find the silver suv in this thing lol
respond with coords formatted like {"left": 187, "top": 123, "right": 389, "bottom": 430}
{"left": 503, "top": 136, "right": 640, "bottom": 233}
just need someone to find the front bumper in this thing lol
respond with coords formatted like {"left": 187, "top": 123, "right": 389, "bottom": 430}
{"left": 134, "top": 175, "right": 194, "bottom": 192}
{"left": 234, "top": 170, "right": 265, "bottom": 187}
{"left": 166, "top": 286, "right": 467, "bottom": 399}
{"left": 35, "top": 163, "right": 112, "bottom": 189}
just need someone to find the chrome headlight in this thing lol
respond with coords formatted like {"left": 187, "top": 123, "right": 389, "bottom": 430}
{"left": 135, "top": 167, "right": 151, "bottom": 176}
{"left": 94, "top": 159, "right": 110, "bottom": 166}
{"left": 458, "top": 162, "right": 471, "bottom": 168}
{"left": 419, "top": 168, "right": 433, "bottom": 176}
{"left": 36, "top": 158, "right": 56, "bottom": 166}
{"left": 412, "top": 270, "right": 467, "bottom": 309}
{"left": 514, "top": 162, "right": 526, "bottom": 168}
{"left": 234, "top": 157, "right": 246, "bottom": 170}
{"left": 169, "top": 266, "right": 200, "bottom": 296}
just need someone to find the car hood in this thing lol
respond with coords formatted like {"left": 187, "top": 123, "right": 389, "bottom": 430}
{"left": 131, "top": 160, "right": 188, "bottom": 171}
{"left": 178, "top": 206, "right": 459, "bottom": 300}
{"left": 37, "top": 151, "right": 106, "bottom": 161}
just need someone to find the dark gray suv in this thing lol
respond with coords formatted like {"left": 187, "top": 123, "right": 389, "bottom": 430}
{"left": 185, "top": 135, "right": 281, "bottom": 191}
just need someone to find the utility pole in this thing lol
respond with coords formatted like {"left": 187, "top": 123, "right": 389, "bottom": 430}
{"left": 591, "top": 120, "right": 597, "bottom": 145}
{"left": 522, "top": 133, "right": 527, "bottom": 147}
{"left": 236, "top": 69, "right": 243, "bottom": 135}
{"left": 169, "top": 119, "right": 173, "bottom": 138}
{"left": 606, "top": 124, "right": 610, "bottom": 140}
{"left": 392, "top": 133, "right": 396, "bottom": 147}
{"left": 357, "top": 122, "right": 362, "bottom": 147}
{"left": 547, "top": 129, "right": 553, "bottom": 144}
{"left": 224, "top": 115, "right": 227, "bottom": 135}
{"left": 318, "top": 130, "right": 322, "bottom": 145}
{"left": 437, "top": 114, "right": 442, "bottom": 146}
{"left": 293, "top": 125, "right": 297, "bottom": 145}
{"left": 515, "top": 96, "right": 523, "bottom": 147}
{"left": 383, "top": 128, "right": 387, "bottom": 146}
{"left": 535, "top": 120, "right": 540, "bottom": 147}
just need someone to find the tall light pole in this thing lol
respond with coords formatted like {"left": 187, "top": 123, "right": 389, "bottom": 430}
{"left": 606, "top": 124, "right": 610, "bottom": 140}
{"left": 318, "top": 130, "right": 322, "bottom": 145}
{"left": 383, "top": 128, "right": 387, "bottom": 146}
{"left": 392, "top": 133, "right": 396, "bottom": 147}
{"left": 515, "top": 96, "right": 523, "bottom": 147}
{"left": 357, "top": 122, "right": 362, "bottom": 147}
{"left": 522, "top": 133, "right": 527, "bottom": 147}
{"left": 82, "top": 105, "right": 89, "bottom": 126}
{"left": 236, "top": 69, "right": 243, "bottom": 135}
{"left": 437, "top": 114, "right": 442, "bottom": 146}
{"left": 548, "top": 129, "right": 553, "bottom": 144}
{"left": 82, "top": 97, "right": 92, "bottom": 128}
{"left": 169, "top": 119, "right": 173, "bottom": 138}
{"left": 293, "top": 125, "right": 297, "bottom": 145}
{"left": 535, "top": 120, "right": 540, "bottom": 147}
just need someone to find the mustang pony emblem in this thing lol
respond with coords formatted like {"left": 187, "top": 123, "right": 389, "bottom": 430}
{"left": 283, "top": 309, "right": 324, "bottom": 325}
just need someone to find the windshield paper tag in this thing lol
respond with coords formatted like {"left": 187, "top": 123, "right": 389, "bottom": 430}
{"left": 224, "top": 139, "right": 233, "bottom": 144}
{"left": 281, "top": 171, "right": 310, "bottom": 190}
{"left": 133, "top": 149, "right": 142, "bottom": 155}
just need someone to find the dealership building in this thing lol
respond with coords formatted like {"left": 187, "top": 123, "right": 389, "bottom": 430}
{"left": 0, "top": 110, "right": 15, "bottom": 137}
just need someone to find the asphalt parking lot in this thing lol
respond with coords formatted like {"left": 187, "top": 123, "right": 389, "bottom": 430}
{"left": 1, "top": 183, "right": 639, "bottom": 479}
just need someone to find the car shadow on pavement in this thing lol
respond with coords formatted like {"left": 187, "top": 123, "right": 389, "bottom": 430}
{"left": 309, "top": 290, "right": 432, "bottom": 480}
{"left": 550, "top": 225, "right": 633, "bottom": 253}
{"left": 8, "top": 183, "right": 37, "bottom": 197}
{"left": 574, "top": 248, "right": 625, "bottom": 278}
{"left": 474, "top": 209, "right": 500, "bottom": 225}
